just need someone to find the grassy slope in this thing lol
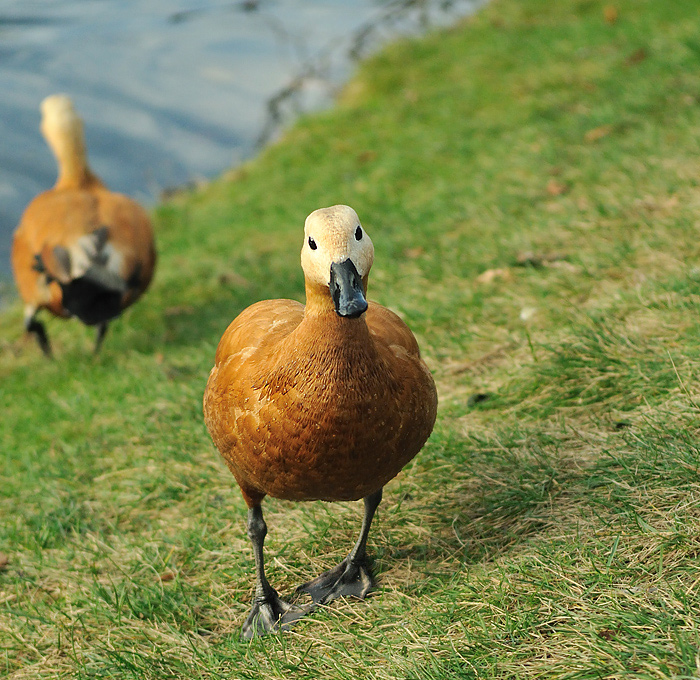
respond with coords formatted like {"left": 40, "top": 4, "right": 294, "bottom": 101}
{"left": 3, "top": 0, "right": 700, "bottom": 677}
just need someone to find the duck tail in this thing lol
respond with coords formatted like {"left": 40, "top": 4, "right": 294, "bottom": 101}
{"left": 36, "top": 226, "right": 130, "bottom": 325}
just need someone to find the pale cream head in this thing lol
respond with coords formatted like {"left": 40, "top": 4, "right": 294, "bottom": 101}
{"left": 301, "top": 205, "right": 374, "bottom": 287}
{"left": 40, "top": 94, "right": 88, "bottom": 167}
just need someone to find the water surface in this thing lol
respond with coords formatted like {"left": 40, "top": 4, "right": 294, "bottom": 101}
{"left": 0, "top": 0, "right": 477, "bottom": 281}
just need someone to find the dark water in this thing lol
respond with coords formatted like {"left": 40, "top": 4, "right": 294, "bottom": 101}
{"left": 0, "top": 0, "right": 478, "bottom": 283}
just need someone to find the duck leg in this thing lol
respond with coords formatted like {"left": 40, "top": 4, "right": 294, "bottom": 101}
{"left": 94, "top": 321, "right": 109, "bottom": 354}
{"left": 242, "top": 504, "right": 309, "bottom": 639}
{"left": 297, "top": 488, "right": 383, "bottom": 605}
{"left": 24, "top": 307, "right": 52, "bottom": 357}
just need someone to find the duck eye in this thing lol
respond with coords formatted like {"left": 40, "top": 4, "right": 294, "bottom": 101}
{"left": 355, "top": 226, "right": 363, "bottom": 241}
{"left": 308, "top": 237, "right": 317, "bottom": 250}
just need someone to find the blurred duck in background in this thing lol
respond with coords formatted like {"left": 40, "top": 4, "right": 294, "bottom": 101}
{"left": 11, "top": 94, "right": 156, "bottom": 356}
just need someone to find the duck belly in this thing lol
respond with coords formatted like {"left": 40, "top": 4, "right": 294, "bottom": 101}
{"left": 214, "top": 375, "right": 436, "bottom": 503}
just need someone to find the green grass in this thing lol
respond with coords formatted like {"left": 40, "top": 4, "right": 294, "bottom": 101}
{"left": 3, "top": 0, "right": 700, "bottom": 676}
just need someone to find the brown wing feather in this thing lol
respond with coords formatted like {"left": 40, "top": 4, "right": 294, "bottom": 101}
{"left": 365, "top": 301, "right": 421, "bottom": 357}
{"left": 213, "top": 299, "right": 304, "bottom": 365}
{"left": 204, "top": 299, "right": 305, "bottom": 505}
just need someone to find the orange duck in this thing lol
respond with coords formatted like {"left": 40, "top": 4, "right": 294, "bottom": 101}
{"left": 203, "top": 205, "right": 438, "bottom": 638}
{"left": 11, "top": 94, "right": 156, "bottom": 356}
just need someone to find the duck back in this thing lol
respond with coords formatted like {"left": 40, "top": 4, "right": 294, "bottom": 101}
{"left": 13, "top": 186, "right": 155, "bottom": 321}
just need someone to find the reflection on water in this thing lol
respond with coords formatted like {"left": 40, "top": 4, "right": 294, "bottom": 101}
{"left": 0, "top": 0, "right": 477, "bottom": 282}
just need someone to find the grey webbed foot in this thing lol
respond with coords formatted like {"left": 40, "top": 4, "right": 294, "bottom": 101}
{"left": 296, "top": 556, "right": 374, "bottom": 605}
{"left": 241, "top": 590, "right": 310, "bottom": 639}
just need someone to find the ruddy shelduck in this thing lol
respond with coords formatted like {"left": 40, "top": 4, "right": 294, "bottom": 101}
{"left": 203, "top": 205, "right": 438, "bottom": 638}
{"left": 11, "top": 94, "right": 156, "bottom": 355}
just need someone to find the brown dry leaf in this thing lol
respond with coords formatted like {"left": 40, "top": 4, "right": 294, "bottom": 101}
{"left": 221, "top": 166, "right": 249, "bottom": 183}
{"left": 546, "top": 179, "right": 569, "bottom": 196}
{"left": 159, "top": 570, "right": 176, "bottom": 582}
{"left": 475, "top": 268, "right": 512, "bottom": 284}
{"left": 332, "top": 139, "right": 352, "bottom": 153}
{"left": 515, "top": 251, "right": 568, "bottom": 268}
{"left": 441, "top": 344, "right": 514, "bottom": 377}
{"left": 404, "top": 247, "right": 424, "bottom": 259}
{"left": 356, "top": 150, "right": 377, "bottom": 164}
{"left": 0, "top": 553, "right": 8, "bottom": 571}
{"left": 603, "top": 5, "right": 618, "bottom": 24}
{"left": 354, "top": 179, "right": 369, "bottom": 194}
{"left": 549, "top": 260, "right": 583, "bottom": 274}
{"left": 218, "top": 271, "right": 250, "bottom": 287}
{"left": 638, "top": 194, "right": 679, "bottom": 213}
{"left": 584, "top": 124, "right": 613, "bottom": 142}
{"left": 165, "top": 305, "right": 195, "bottom": 317}
{"left": 626, "top": 48, "right": 648, "bottom": 66}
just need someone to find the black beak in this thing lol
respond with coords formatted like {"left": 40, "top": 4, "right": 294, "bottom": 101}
{"left": 329, "top": 259, "right": 368, "bottom": 318}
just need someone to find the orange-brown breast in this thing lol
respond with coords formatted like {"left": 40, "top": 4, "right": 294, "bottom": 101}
{"left": 203, "top": 300, "right": 437, "bottom": 506}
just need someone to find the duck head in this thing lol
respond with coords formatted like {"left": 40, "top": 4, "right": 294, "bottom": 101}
{"left": 301, "top": 205, "right": 374, "bottom": 318}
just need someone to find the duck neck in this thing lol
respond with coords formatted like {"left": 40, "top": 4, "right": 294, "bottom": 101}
{"left": 303, "top": 281, "right": 338, "bottom": 318}
{"left": 44, "top": 121, "right": 101, "bottom": 190}
{"left": 298, "top": 281, "right": 373, "bottom": 352}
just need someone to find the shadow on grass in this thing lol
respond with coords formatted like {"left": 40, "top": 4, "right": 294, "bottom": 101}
{"left": 377, "top": 409, "right": 700, "bottom": 585}
{"left": 375, "top": 429, "right": 590, "bottom": 576}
